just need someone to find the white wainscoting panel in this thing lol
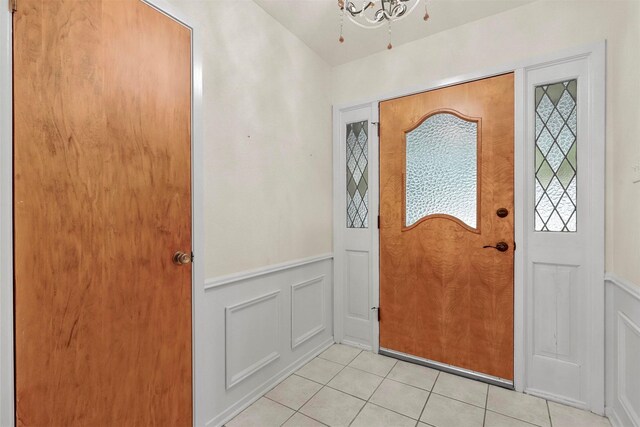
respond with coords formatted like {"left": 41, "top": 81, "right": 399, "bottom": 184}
{"left": 291, "top": 276, "right": 326, "bottom": 349}
{"left": 201, "top": 254, "right": 333, "bottom": 427}
{"left": 606, "top": 274, "right": 640, "bottom": 427}
{"left": 225, "top": 291, "right": 281, "bottom": 389}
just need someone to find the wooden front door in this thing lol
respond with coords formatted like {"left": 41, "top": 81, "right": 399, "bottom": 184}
{"left": 379, "top": 74, "right": 514, "bottom": 381}
{"left": 13, "top": 0, "right": 192, "bottom": 425}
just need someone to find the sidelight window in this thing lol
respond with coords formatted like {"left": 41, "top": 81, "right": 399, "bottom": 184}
{"left": 534, "top": 79, "right": 577, "bottom": 232}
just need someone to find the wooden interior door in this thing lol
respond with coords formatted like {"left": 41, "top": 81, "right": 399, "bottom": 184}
{"left": 379, "top": 74, "right": 514, "bottom": 381}
{"left": 13, "top": 0, "right": 192, "bottom": 425}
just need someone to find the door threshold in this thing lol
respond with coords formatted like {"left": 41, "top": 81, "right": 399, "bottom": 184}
{"left": 379, "top": 347, "right": 514, "bottom": 389}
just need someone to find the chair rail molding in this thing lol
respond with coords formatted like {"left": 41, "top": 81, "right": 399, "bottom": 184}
{"left": 205, "top": 253, "right": 333, "bottom": 290}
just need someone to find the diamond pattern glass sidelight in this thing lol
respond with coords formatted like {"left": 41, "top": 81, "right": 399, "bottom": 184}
{"left": 346, "top": 121, "right": 368, "bottom": 228}
{"left": 405, "top": 113, "right": 478, "bottom": 228}
{"left": 535, "top": 79, "right": 577, "bottom": 232}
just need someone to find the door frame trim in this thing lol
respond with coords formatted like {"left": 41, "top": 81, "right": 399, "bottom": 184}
{"left": 332, "top": 41, "right": 605, "bottom": 413}
{"left": 0, "top": 1, "right": 205, "bottom": 425}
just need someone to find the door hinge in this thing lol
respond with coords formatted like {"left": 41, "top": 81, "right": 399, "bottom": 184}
{"left": 9, "top": 0, "right": 17, "bottom": 13}
{"left": 513, "top": 241, "right": 516, "bottom": 251}
{"left": 377, "top": 215, "right": 380, "bottom": 229}
{"left": 371, "top": 307, "right": 380, "bottom": 322}
{"left": 191, "top": 251, "right": 195, "bottom": 262}
{"left": 372, "top": 121, "right": 380, "bottom": 137}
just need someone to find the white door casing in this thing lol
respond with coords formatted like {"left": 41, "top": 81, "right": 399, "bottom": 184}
{"left": 332, "top": 42, "right": 605, "bottom": 413}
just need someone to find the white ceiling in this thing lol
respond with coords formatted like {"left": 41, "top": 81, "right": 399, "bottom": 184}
{"left": 253, "top": 0, "right": 536, "bottom": 66}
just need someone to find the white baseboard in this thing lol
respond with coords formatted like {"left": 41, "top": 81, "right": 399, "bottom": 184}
{"left": 340, "top": 339, "right": 372, "bottom": 352}
{"left": 207, "top": 337, "right": 334, "bottom": 427}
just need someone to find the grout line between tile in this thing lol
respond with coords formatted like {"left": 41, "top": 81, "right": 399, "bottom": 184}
{"left": 316, "top": 347, "right": 362, "bottom": 366}
{"left": 285, "top": 355, "right": 353, "bottom": 427}
{"left": 485, "top": 409, "right": 542, "bottom": 427}
{"left": 547, "top": 399, "right": 553, "bottom": 427}
{"left": 277, "top": 401, "right": 298, "bottom": 426}
{"left": 346, "top": 360, "right": 394, "bottom": 426}
{"left": 416, "top": 370, "right": 440, "bottom": 425}
{"left": 483, "top": 383, "right": 490, "bottom": 427}
{"left": 429, "top": 390, "right": 487, "bottom": 409}
{"left": 348, "top": 355, "right": 401, "bottom": 426}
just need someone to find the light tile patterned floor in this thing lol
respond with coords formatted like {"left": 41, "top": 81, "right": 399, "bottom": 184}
{"left": 226, "top": 344, "right": 611, "bottom": 427}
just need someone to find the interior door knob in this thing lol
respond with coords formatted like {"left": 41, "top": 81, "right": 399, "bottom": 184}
{"left": 483, "top": 242, "right": 509, "bottom": 252}
{"left": 173, "top": 251, "right": 192, "bottom": 265}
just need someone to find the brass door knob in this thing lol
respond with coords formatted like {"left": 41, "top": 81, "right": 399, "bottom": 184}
{"left": 173, "top": 251, "right": 192, "bottom": 265}
{"left": 483, "top": 242, "right": 509, "bottom": 252}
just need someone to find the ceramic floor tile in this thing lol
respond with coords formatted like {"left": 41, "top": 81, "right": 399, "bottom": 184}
{"left": 350, "top": 403, "right": 417, "bottom": 427}
{"left": 226, "top": 397, "right": 294, "bottom": 427}
{"left": 387, "top": 360, "right": 439, "bottom": 390}
{"left": 487, "top": 386, "right": 550, "bottom": 427}
{"left": 265, "top": 375, "right": 322, "bottom": 410}
{"left": 485, "top": 410, "right": 539, "bottom": 427}
{"left": 327, "top": 366, "right": 383, "bottom": 400}
{"left": 295, "top": 358, "right": 344, "bottom": 384}
{"left": 348, "top": 351, "right": 397, "bottom": 377}
{"left": 318, "top": 344, "right": 361, "bottom": 365}
{"left": 369, "top": 378, "right": 429, "bottom": 420}
{"left": 420, "top": 393, "right": 484, "bottom": 427}
{"left": 299, "top": 387, "right": 365, "bottom": 426}
{"left": 432, "top": 372, "right": 488, "bottom": 408}
{"left": 548, "top": 401, "right": 611, "bottom": 427}
{"left": 281, "top": 412, "right": 326, "bottom": 427}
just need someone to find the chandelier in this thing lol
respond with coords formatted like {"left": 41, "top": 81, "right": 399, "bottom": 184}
{"left": 338, "top": 0, "right": 429, "bottom": 49}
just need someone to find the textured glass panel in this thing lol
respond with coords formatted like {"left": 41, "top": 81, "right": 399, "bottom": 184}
{"left": 346, "top": 121, "right": 368, "bottom": 228}
{"left": 405, "top": 113, "right": 477, "bottom": 228}
{"left": 535, "top": 79, "right": 577, "bottom": 232}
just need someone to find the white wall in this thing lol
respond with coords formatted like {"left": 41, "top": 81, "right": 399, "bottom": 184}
{"left": 332, "top": 0, "right": 640, "bottom": 287}
{"left": 166, "top": 0, "right": 333, "bottom": 278}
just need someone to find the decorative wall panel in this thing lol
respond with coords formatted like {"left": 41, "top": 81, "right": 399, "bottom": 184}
{"left": 291, "top": 276, "right": 326, "bottom": 349}
{"left": 225, "top": 291, "right": 281, "bottom": 389}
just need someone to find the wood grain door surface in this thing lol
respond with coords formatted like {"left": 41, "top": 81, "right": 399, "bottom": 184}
{"left": 379, "top": 74, "right": 515, "bottom": 380}
{"left": 13, "top": 0, "right": 192, "bottom": 425}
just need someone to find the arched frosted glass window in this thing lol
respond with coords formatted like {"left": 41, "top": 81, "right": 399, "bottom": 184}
{"left": 405, "top": 112, "right": 478, "bottom": 229}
